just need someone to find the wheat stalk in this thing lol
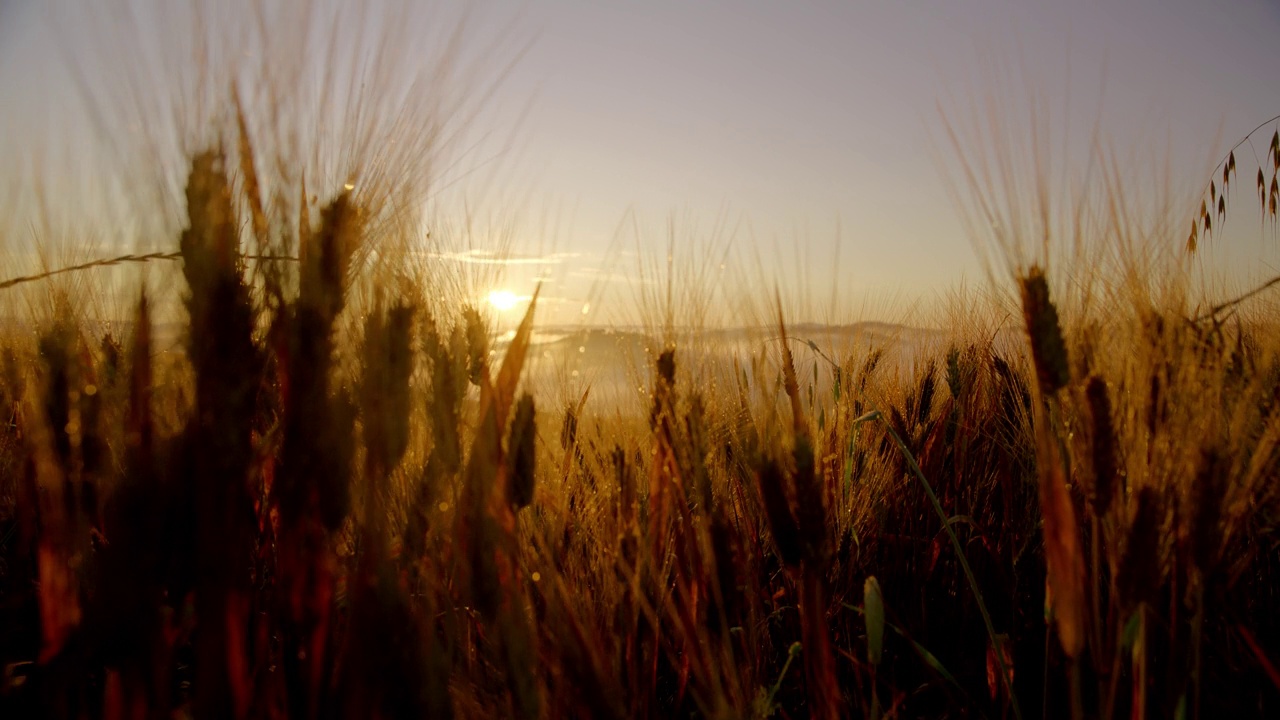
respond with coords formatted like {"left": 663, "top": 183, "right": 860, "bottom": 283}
{"left": 0, "top": 252, "right": 299, "bottom": 291}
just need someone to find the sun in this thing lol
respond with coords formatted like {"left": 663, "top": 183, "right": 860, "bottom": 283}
{"left": 487, "top": 289, "right": 520, "bottom": 312}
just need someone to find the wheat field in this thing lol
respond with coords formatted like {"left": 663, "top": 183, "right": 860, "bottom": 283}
{"left": 3, "top": 3, "right": 1280, "bottom": 719}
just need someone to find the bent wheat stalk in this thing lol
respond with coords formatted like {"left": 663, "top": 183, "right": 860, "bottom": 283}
{"left": 0, "top": 252, "right": 298, "bottom": 291}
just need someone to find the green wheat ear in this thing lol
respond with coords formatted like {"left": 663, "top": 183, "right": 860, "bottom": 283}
{"left": 864, "top": 576, "right": 885, "bottom": 667}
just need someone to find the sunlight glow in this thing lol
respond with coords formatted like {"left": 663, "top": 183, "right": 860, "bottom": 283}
{"left": 488, "top": 289, "right": 520, "bottom": 311}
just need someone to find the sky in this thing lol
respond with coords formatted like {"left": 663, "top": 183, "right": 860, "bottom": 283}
{"left": 3, "top": 0, "right": 1280, "bottom": 327}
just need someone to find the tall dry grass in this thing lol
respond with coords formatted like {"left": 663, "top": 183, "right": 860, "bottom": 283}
{"left": 3, "top": 133, "right": 1280, "bottom": 717}
{"left": 2, "top": 5, "right": 1280, "bottom": 718}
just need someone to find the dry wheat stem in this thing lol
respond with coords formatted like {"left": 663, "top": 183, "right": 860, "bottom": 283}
{"left": 1195, "top": 273, "right": 1280, "bottom": 322}
{"left": 0, "top": 251, "right": 299, "bottom": 291}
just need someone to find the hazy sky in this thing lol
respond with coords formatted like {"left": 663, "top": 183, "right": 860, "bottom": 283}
{"left": 3, "top": 0, "right": 1280, "bottom": 326}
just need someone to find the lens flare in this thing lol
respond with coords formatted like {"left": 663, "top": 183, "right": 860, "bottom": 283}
{"left": 488, "top": 289, "right": 519, "bottom": 311}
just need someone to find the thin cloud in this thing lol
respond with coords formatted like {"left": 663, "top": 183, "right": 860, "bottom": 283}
{"left": 426, "top": 249, "right": 582, "bottom": 266}
{"left": 567, "top": 268, "right": 654, "bottom": 284}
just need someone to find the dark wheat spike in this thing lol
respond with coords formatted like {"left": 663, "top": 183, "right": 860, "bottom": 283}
{"left": 614, "top": 444, "right": 635, "bottom": 522}
{"left": 463, "top": 306, "right": 489, "bottom": 386}
{"left": 179, "top": 149, "right": 263, "bottom": 718}
{"left": 303, "top": 191, "right": 360, "bottom": 322}
{"left": 945, "top": 345, "right": 963, "bottom": 400}
{"left": 1189, "top": 447, "right": 1225, "bottom": 576}
{"left": 1118, "top": 487, "right": 1162, "bottom": 612}
{"left": 1018, "top": 266, "right": 1070, "bottom": 394}
{"left": 757, "top": 457, "right": 803, "bottom": 569}
{"left": 362, "top": 302, "right": 417, "bottom": 476}
{"left": 125, "top": 292, "right": 152, "bottom": 460}
{"left": 1085, "top": 375, "right": 1118, "bottom": 518}
{"left": 915, "top": 360, "right": 937, "bottom": 426}
{"left": 858, "top": 348, "right": 883, "bottom": 391}
{"left": 508, "top": 393, "right": 537, "bottom": 510}
{"left": 423, "top": 311, "right": 462, "bottom": 475}
{"left": 792, "top": 432, "right": 827, "bottom": 566}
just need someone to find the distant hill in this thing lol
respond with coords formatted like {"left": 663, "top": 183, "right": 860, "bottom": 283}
{"left": 504, "top": 321, "right": 983, "bottom": 414}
